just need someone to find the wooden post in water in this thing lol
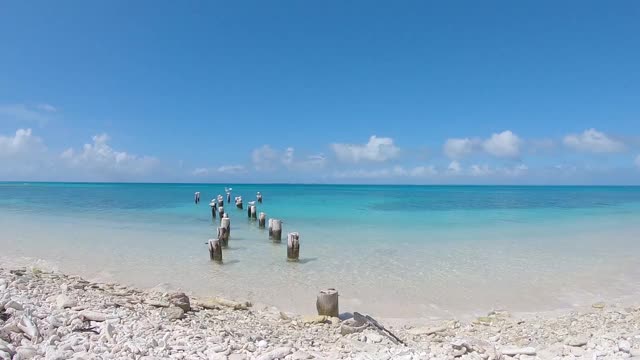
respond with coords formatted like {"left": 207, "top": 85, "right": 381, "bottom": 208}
{"left": 316, "top": 288, "right": 339, "bottom": 317}
{"left": 287, "top": 232, "right": 300, "bottom": 261}
{"left": 268, "top": 219, "right": 273, "bottom": 238}
{"left": 226, "top": 192, "right": 231, "bottom": 203}
{"left": 217, "top": 227, "right": 229, "bottom": 247}
{"left": 194, "top": 192, "right": 201, "bottom": 204}
{"left": 221, "top": 217, "right": 231, "bottom": 240}
{"left": 217, "top": 195, "right": 224, "bottom": 208}
{"left": 271, "top": 219, "right": 282, "bottom": 241}
{"left": 250, "top": 205, "right": 257, "bottom": 219}
{"left": 257, "top": 192, "right": 263, "bottom": 203}
{"left": 208, "top": 239, "right": 222, "bottom": 262}
{"left": 235, "top": 196, "right": 243, "bottom": 209}
{"left": 218, "top": 206, "right": 225, "bottom": 218}
{"left": 258, "top": 212, "right": 266, "bottom": 228}
{"left": 209, "top": 201, "right": 217, "bottom": 220}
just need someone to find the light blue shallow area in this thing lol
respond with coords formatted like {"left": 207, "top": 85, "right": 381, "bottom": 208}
{"left": 1, "top": 182, "right": 640, "bottom": 319}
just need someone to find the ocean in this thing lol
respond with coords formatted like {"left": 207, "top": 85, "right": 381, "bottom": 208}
{"left": 1, "top": 182, "right": 640, "bottom": 321}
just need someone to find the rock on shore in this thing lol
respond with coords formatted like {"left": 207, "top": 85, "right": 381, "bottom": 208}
{"left": 1, "top": 267, "right": 640, "bottom": 359}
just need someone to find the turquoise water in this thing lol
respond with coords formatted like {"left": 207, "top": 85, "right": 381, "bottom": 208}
{"left": 1, "top": 182, "right": 640, "bottom": 320}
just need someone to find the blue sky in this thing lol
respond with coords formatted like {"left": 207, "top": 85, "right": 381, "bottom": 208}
{"left": 1, "top": 1, "right": 639, "bottom": 184}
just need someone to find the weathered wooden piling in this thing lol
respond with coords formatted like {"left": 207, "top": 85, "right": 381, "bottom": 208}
{"left": 226, "top": 192, "right": 231, "bottom": 203}
{"left": 270, "top": 219, "right": 282, "bottom": 241}
{"left": 258, "top": 212, "right": 266, "bottom": 228}
{"left": 287, "top": 232, "right": 300, "bottom": 261}
{"left": 235, "top": 196, "right": 243, "bottom": 209}
{"left": 208, "top": 239, "right": 222, "bottom": 262}
{"left": 250, "top": 205, "right": 257, "bottom": 219}
{"left": 221, "top": 217, "right": 231, "bottom": 240}
{"left": 257, "top": 192, "right": 263, "bottom": 203}
{"left": 218, "top": 206, "right": 225, "bottom": 218}
{"left": 217, "top": 227, "right": 229, "bottom": 247}
{"left": 217, "top": 195, "right": 224, "bottom": 208}
{"left": 209, "top": 201, "right": 217, "bottom": 220}
{"left": 268, "top": 218, "right": 273, "bottom": 237}
{"left": 316, "top": 288, "right": 339, "bottom": 317}
{"left": 194, "top": 192, "right": 201, "bottom": 204}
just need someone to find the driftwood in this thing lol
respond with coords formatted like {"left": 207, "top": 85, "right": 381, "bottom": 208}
{"left": 195, "top": 297, "right": 250, "bottom": 310}
{"left": 72, "top": 325, "right": 99, "bottom": 334}
{"left": 353, "top": 312, "right": 405, "bottom": 346}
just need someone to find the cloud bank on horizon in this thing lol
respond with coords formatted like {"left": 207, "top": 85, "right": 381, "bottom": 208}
{"left": 1, "top": 104, "right": 638, "bottom": 184}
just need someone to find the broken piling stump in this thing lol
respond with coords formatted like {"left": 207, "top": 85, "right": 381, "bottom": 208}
{"left": 270, "top": 219, "right": 282, "bottom": 241}
{"left": 220, "top": 217, "right": 231, "bottom": 241}
{"left": 287, "top": 232, "right": 300, "bottom": 261}
{"left": 208, "top": 239, "right": 222, "bottom": 262}
{"left": 316, "top": 288, "right": 339, "bottom": 317}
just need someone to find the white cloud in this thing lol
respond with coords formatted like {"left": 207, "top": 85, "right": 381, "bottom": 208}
{"left": 217, "top": 165, "right": 246, "bottom": 174}
{"left": 447, "top": 160, "right": 462, "bottom": 174}
{"left": 291, "top": 153, "right": 327, "bottom": 171}
{"left": 470, "top": 164, "right": 493, "bottom": 176}
{"left": 563, "top": 129, "right": 625, "bottom": 153}
{"left": 282, "top": 147, "right": 294, "bottom": 165}
{"left": 0, "top": 128, "right": 50, "bottom": 179}
{"left": 192, "top": 165, "right": 246, "bottom": 176}
{"left": 331, "top": 135, "right": 400, "bottom": 163}
{"left": 0, "top": 128, "right": 45, "bottom": 157}
{"left": 333, "top": 165, "right": 436, "bottom": 179}
{"left": 482, "top": 130, "right": 521, "bottom": 158}
{"left": 504, "top": 163, "right": 529, "bottom": 177}
{"left": 0, "top": 104, "right": 55, "bottom": 124}
{"left": 36, "top": 104, "right": 57, "bottom": 112}
{"left": 252, "top": 145, "right": 279, "bottom": 171}
{"left": 192, "top": 168, "right": 209, "bottom": 176}
{"left": 251, "top": 145, "right": 326, "bottom": 171}
{"left": 407, "top": 166, "right": 437, "bottom": 176}
{"left": 61, "top": 133, "right": 159, "bottom": 177}
{"left": 443, "top": 138, "right": 475, "bottom": 159}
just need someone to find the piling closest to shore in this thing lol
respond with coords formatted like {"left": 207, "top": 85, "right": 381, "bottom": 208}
{"left": 208, "top": 238, "right": 222, "bottom": 262}
{"left": 316, "top": 288, "right": 339, "bottom": 317}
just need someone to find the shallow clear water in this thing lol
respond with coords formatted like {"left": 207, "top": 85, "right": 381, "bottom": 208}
{"left": 1, "top": 182, "right": 640, "bottom": 320}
